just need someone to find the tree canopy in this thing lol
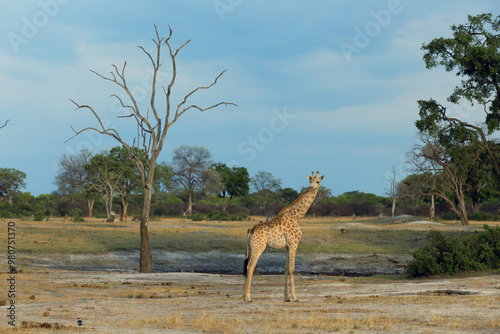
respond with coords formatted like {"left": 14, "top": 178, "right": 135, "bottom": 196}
{"left": 0, "top": 168, "right": 26, "bottom": 205}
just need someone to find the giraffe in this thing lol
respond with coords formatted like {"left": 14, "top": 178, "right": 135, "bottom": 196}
{"left": 243, "top": 171, "right": 324, "bottom": 302}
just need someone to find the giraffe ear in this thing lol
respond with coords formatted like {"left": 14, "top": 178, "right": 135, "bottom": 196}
{"left": 307, "top": 175, "right": 312, "bottom": 182}
{"left": 320, "top": 175, "right": 324, "bottom": 180}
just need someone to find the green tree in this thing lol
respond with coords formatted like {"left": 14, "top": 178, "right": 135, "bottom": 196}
{"left": 213, "top": 163, "right": 250, "bottom": 211}
{"left": 85, "top": 153, "right": 122, "bottom": 222}
{"left": 171, "top": 145, "right": 220, "bottom": 215}
{"left": 108, "top": 146, "right": 145, "bottom": 222}
{"left": 54, "top": 149, "right": 93, "bottom": 215}
{"left": 279, "top": 187, "right": 300, "bottom": 205}
{"left": 416, "top": 13, "right": 500, "bottom": 176}
{"left": 407, "top": 133, "right": 479, "bottom": 225}
{"left": 251, "top": 170, "right": 282, "bottom": 211}
{"left": 0, "top": 168, "right": 26, "bottom": 205}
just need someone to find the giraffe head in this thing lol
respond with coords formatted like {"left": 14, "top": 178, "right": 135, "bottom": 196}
{"left": 307, "top": 171, "right": 324, "bottom": 189}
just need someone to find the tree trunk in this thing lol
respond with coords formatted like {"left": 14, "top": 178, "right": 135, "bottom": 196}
{"left": 140, "top": 184, "right": 152, "bottom": 273}
{"left": 119, "top": 195, "right": 129, "bottom": 222}
{"left": 457, "top": 195, "right": 469, "bottom": 226}
{"left": 472, "top": 200, "right": 480, "bottom": 214}
{"left": 222, "top": 194, "right": 227, "bottom": 212}
{"left": 87, "top": 199, "right": 94, "bottom": 218}
{"left": 105, "top": 193, "right": 112, "bottom": 222}
{"left": 429, "top": 195, "right": 435, "bottom": 222}
{"left": 187, "top": 191, "right": 193, "bottom": 215}
{"left": 391, "top": 198, "right": 396, "bottom": 217}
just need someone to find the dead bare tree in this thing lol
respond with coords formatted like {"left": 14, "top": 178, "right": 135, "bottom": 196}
{"left": 385, "top": 166, "right": 399, "bottom": 217}
{"left": 66, "top": 26, "right": 235, "bottom": 272}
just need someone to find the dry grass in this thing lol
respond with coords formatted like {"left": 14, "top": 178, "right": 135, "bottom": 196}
{"left": 2, "top": 269, "right": 499, "bottom": 333}
{"left": 2, "top": 217, "right": 500, "bottom": 333}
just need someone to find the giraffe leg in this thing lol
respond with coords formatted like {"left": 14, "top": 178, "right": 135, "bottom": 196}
{"left": 289, "top": 251, "right": 298, "bottom": 302}
{"left": 286, "top": 245, "right": 299, "bottom": 302}
{"left": 243, "top": 248, "right": 264, "bottom": 302}
{"left": 284, "top": 247, "right": 291, "bottom": 302}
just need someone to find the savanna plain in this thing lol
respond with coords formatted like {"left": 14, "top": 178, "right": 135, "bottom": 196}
{"left": 1, "top": 216, "right": 500, "bottom": 333}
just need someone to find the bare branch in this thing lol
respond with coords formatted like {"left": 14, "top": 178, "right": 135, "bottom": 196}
{"left": 438, "top": 103, "right": 500, "bottom": 175}
{"left": 0, "top": 119, "right": 10, "bottom": 129}
{"left": 176, "top": 70, "right": 228, "bottom": 116}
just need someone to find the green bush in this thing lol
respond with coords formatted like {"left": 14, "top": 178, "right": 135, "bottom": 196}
{"left": 33, "top": 212, "right": 45, "bottom": 221}
{"left": 208, "top": 210, "right": 248, "bottom": 221}
{"left": 71, "top": 215, "right": 85, "bottom": 223}
{"left": 190, "top": 213, "right": 208, "bottom": 221}
{"left": 468, "top": 212, "right": 499, "bottom": 221}
{"left": 406, "top": 225, "right": 500, "bottom": 277}
{"left": 208, "top": 210, "right": 232, "bottom": 221}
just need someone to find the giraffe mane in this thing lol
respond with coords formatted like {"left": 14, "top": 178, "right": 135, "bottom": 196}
{"left": 276, "top": 186, "right": 314, "bottom": 216}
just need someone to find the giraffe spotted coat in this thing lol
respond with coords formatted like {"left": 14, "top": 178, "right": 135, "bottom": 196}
{"left": 243, "top": 172, "right": 324, "bottom": 302}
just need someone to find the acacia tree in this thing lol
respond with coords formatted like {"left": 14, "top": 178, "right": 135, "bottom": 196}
{"left": 407, "top": 133, "right": 480, "bottom": 225}
{"left": 251, "top": 170, "right": 282, "bottom": 211}
{"left": 108, "top": 146, "right": 145, "bottom": 222}
{"left": 85, "top": 153, "right": 122, "bottom": 222}
{"left": 0, "top": 168, "right": 26, "bottom": 205}
{"left": 54, "top": 149, "right": 93, "bottom": 215}
{"left": 170, "top": 145, "right": 220, "bottom": 215}
{"left": 398, "top": 173, "right": 434, "bottom": 220}
{"left": 416, "top": 14, "right": 500, "bottom": 176}
{"left": 67, "top": 26, "right": 234, "bottom": 272}
{"left": 212, "top": 162, "right": 250, "bottom": 211}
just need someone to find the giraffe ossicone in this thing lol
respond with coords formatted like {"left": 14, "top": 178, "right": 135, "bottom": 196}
{"left": 243, "top": 171, "right": 325, "bottom": 302}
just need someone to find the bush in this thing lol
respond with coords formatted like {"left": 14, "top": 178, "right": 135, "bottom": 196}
{"left": 71, "top": 215, "right": 85, "bottom": 223}
{"left": 406, "top": 225, "right": 500, "bottom": 277}
{"left": 468, "top": 212, "right": 499, "bottom": 221}
{"left": 189, "top": 213, "right": 207, "bottom": 221}
{"left": 33, "top": 212, "right": 45, "bottom": 221}
{"left": 208, "top": 210, "right": 248, "bottom": 221}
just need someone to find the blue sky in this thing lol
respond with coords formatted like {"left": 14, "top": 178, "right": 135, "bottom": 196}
{"left": 0, "top": 0, "right": 497, "bottom": 196}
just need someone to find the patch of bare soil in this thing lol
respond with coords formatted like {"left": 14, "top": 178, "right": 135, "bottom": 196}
{"left": 19, "top": 250, "right": 411, "bottom": 276}
{"left": 2, "top": 270, "right": 499, "bottom": 333}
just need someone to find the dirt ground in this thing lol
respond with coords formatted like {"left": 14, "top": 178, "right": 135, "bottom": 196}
{"left": 2, "top": 269, "right": 499, "bottom": 333}
{"left": 2, "top": 217, "right": 500, "bottom": 333}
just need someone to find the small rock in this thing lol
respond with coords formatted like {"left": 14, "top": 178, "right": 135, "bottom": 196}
{"left": 30, "top": 295, "right": 36, "bottom": 300}
{"left": 43, "top": 311, "right": 50, "bottom": 317}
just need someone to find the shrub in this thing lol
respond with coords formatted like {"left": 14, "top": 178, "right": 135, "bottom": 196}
{"left": 71, "top": 215, "right": 85, "bottom": 223}
{"left": 190, "top": 213, "right": 207, "bottom": 221}
{"left": 33, "top": 212, "right": 45, "bottom": 221}
{"left": 208, "top": 210, "right": 248, "bottom": 221}
{"left": 468, "top": 212, "right": 499, "bottom": 221}
{"left": 406, "top": 225, "right": 500, "bottom": 277}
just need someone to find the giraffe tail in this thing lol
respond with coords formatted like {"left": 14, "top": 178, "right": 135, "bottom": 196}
{"left": 243, "top": 228, "right": 252, "bottom": 277}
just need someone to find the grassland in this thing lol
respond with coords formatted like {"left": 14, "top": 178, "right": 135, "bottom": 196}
{"left": 6, "top": 216, "right": 466, "bottom": 255}
{"left": 2, "top": 216, "right": 499, "bottom": 333}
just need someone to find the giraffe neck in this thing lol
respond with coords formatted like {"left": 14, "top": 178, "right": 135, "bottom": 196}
{"left": 280, "top": 186, "right": 319, "bottom": 220}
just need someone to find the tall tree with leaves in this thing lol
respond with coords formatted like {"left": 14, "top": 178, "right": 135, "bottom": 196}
{"left": 251, "top": 170, "right": 282, "bottom": 211}
{"left": 171, "top": 145, "right": 220, "bottom": 215}
{"left": 407, "top": 132, "right": 482, "bottom": 225}
{"left": 213, "top": 163, "right": 250, "bottom": 211}
{"left": 0, "top": 168, "right": 26, "bottom": 205}
{"left": 55, "top": 149, "right": 93, "bottom": 215}
{"left": 67, "top": 26, "right": 235, "bottom": 272}
{"left": 85, "top": 153, "right": 122, "bottom": 222}
{"left": 108, "top": 146, "right": 145, "bottom": 222}
{"left": 416, "top": 13, "right": 500, "bottom": 176}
